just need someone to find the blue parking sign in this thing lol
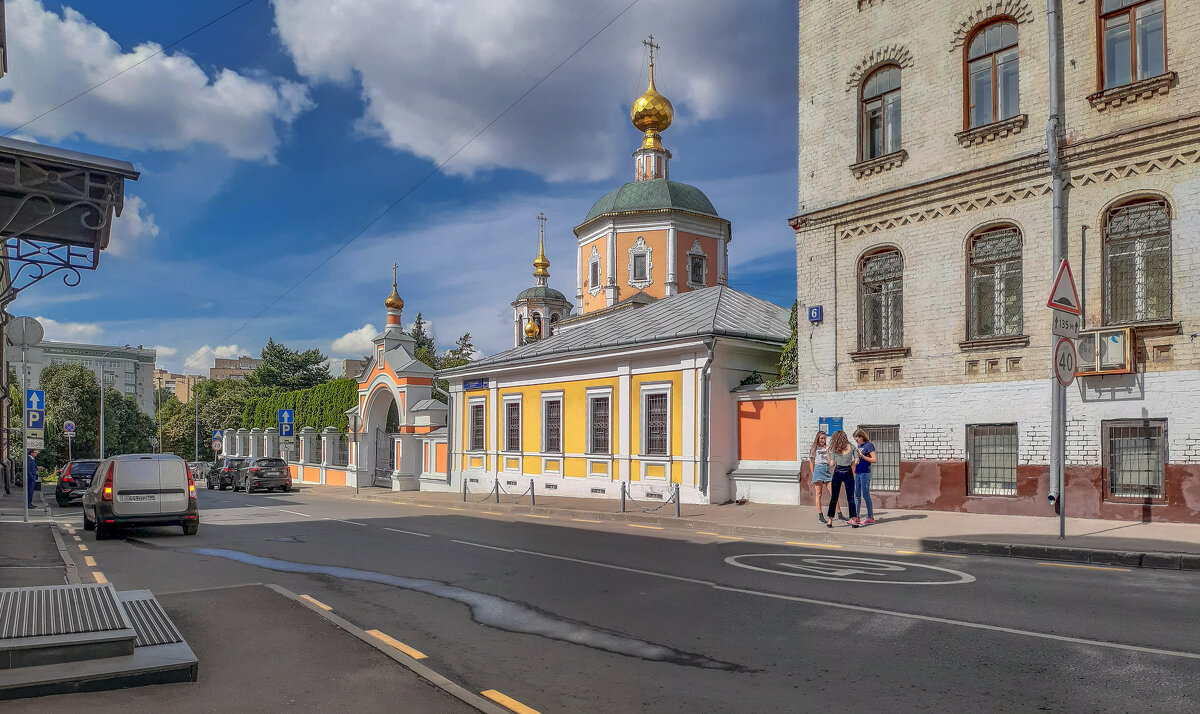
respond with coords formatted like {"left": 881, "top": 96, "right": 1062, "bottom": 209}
{"left": 278, "top": 410, "right": 295, "bottom": 437}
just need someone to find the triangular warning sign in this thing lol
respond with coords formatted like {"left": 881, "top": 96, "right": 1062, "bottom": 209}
{"left": 1047, "top": 260, "right": 1081, "bottom": 315}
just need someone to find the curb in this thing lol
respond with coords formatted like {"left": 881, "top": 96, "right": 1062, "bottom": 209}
{"left": 351, "top": 491, "right": 1200, "bottom": 571}
{"left": 49, "top": 520, "right": 82, "bottom": 585}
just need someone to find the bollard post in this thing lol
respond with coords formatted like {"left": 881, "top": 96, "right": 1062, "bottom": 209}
{"left": 462, "top": 477, "right": 467, "bottom": 502}
{"left": 675, "top": 483, "right": 681, "bottom": 518}
{"left": 494, "top": 479, "right": 500, "bottom": 504}
{"left": 530, "top": 479, "right": 536, "bottom": 506}
{"left": 621, "top": 482, "right": 626, "bottom": 513}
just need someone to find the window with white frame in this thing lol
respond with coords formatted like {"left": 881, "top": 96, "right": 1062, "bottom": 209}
{"left": 469, "top": 402, "right": 485, "bottom": 451}
{"left": 503, "top": 400, "right": 521, "bottom": 452}
{"left": 588, "top": 394, "right": 611, "bottom": 455}
{"left": 627, "top": 236, "right": 653, "bottom": 289}
{"left": 542, "top": 396, "right": 562, "bottom": 453}
{"left": 642, "top": 390, "right": 669, "bottom": 456}
{"left": 688, "top": 255, "right": 706, "bottom": 287}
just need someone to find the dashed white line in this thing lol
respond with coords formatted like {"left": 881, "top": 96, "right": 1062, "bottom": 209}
{"left": 324, "top": 518, "right": 367, "bottom": 526}
{"left": 451, "top": 539, "right": 514, "bottom": 553}
{"left": 385, "top": 527, "right": 431, "bottom": 538}
{"left": 278, "top": 509, "right": 312, "bottom": 517}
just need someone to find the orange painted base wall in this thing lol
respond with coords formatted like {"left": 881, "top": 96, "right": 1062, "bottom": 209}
{"left": 737, "top": 398, "right": 796, "bottom": 461}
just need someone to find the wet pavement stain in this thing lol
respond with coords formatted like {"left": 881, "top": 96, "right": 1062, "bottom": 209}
{"left": 188, "top": 546, "right": 749, "bottom": 671}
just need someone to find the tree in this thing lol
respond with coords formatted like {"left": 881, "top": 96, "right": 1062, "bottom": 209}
{"left": 103, "top": 386, "right": 154, "bottom": 457}
{"left": 39, "top": 363, "right": 100, "bottom": 468}
{"left": 427, "top": 332, "right": 476, "bottom": 403}
{"left": 770, "top": 301, "right": 799, "bottom": 387}
{"left": 250, "top": 338, "right": 332, "bottom": 391}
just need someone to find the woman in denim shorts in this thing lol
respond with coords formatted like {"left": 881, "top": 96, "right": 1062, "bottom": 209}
{"left": 809, "top": 430, "right": 834, "bottom": 524}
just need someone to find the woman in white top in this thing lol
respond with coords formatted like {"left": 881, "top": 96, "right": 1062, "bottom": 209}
{"left": 809, "top": 430, "right": 833, "bottom": 524}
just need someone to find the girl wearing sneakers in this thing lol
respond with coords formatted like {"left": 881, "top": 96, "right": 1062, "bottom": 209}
{"left": 852, "top": 429, "right": 877, "bottom": 526}
{"left": 808, "top": 430, "right": 833, "bottom": 524}
{"left": 825, "top": 431, "right": 860, "bottom": 528}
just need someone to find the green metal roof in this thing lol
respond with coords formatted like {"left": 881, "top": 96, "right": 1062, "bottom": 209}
{"left": 514, "top": 285, "right": 569, "bottom": 302}
{"left": 583, "top": 179, "right": 718, "bottom": 223}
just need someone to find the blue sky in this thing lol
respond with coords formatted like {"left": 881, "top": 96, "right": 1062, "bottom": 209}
{"left": 3, "top": 0, "right": 797, "bottom": 373}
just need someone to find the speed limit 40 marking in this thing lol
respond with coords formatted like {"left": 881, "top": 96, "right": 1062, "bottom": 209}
{"left": 1054, "top": 337, "right": 1076, "bottom": 387}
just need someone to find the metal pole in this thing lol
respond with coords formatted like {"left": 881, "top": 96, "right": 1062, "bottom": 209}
{"left": 493, "top": 479, "right": 499, "bottom": 505}
{"left": 67, "top": 436, "right": 72, "bottom": 462}
{"left": 1046, "top": 0, "right": 1067, "bottom": 540}
{"left": 674, "top": 483, "right": 681, "bottom": 518}
{"left": 621, "top": 481, "right": 626, "bottom": 513}
{"left": 530, "top": 479, "right": 535, "bottom": 507}
{"left": 462, "top": 475, "right": 467, "bottom": 502}
{"left": 194, "top": 390, "right": 199, "bottom": 462}
{"left": 21, "top": 346, "right": 28, "bottom": 523}
{"left": 98, "top": 374, "right": 105, "bottom": 460}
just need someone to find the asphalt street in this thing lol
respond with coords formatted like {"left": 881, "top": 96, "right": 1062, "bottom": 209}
{"left": 49, "top": 485, "right": 1200, "bottom": 712}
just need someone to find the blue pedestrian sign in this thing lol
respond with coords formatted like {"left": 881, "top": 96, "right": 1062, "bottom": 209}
{"left": 26, "top": 390, "right": 44, "bottom": 411}
{"left": 26, "top": 409, "right": 45, "bottom": 430}
{"left": 213, "top": 430, "right": 224, "bottom": 441}
{"left": 278, "top": 410, "right": 295, "bottom": 437}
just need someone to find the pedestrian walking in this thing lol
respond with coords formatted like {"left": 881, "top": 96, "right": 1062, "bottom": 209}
{"left": 853, "top": 429, "right": 877, "bottom": 525}
{"left": 825, "top": 431, "right": 859, "bottom": 528}
{"left": 26, "top": 449, "right": 39, "bottom": 509}
{"left": 808, "top": 430, "right": 833, "bottom": 524}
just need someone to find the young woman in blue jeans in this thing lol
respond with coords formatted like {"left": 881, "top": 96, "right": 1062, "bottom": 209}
{"left": 852, "top": 429, "right": 877, "bottom": 526}
{"left": 808, "top": 430, "right": 833, "bottom": 524}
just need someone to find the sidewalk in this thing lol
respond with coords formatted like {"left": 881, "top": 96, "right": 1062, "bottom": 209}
{"left": 0, "top": 479, "right": 51, "bottom": 522}
{"left": 310, "top": 485, "right": 1200, "bottom": 570}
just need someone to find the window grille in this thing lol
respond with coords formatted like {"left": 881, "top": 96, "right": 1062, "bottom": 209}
{"left": 543, "top": 399, "right": 562, "bottom": 453}
{"left": 589, "top": 396, "right": 610, "bottom": 454}
{"left": 1101, "top": 0, "right": 1166, "bottom": 89}
{"left": 859, "top": 425, "right": 900, "bottom": 491}
{"left": 861, "top": 66, "right": 901, "bottom": 159}
{"left": 589, "top": 260, "right": 600, "bottom": 288}
{"left": 1104, "top": 419, "right": 1166, "bottom": 498}
{"left": 860, "top": 248, "right": 903, "bottom": 350}
{"left": 469, "top": 403, "right": 485, "bottom": 451}
{"left": 689, "top": 255, "right": 706, "bottom": 286}
{"left": 967, "top": 424, "right": 1017, "bottom": 495}
{"left": 644, "top": 393, "right": 668, "bottom": 456}
{"left": 632, "top": 253, "right": 648, "bottom": 282}
{"left": 332, "top": 436, "right": 349, "bottom": 467}
{"left": 969, "top": 226, "right": 1023, "bottom": 339}
{"left": 967, "top": 21, "right": 1019, "bottom": 128}
{"left": 1104, "top": 199, "right": 1171, "bottom": 324}
{"left": 504, "top": 402, "right": 521, "bottom": 452}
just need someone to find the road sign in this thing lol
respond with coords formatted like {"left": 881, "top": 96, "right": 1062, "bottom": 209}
{"left": 1054, "top": 337, "right": 1077, "bottom": 387}
{"left": 1046, "top": 260, "right": 1081, "bottom": 314}
{"left": 211, "top": 440, "right": 223, "bottom": 453}
{"left": 65, "top": 431, "right": 75, "bottom": 439}
{"left": 280, "top": 436, "right": 297, "bottom": 445}
{"left": 26, "top": 409, "right": 44, "bottom": 430}
{"left": 1051, "top": 311, "right": 1080, "bottom": 340}
{"left": 807, "top": 305, "right": 823, "bottom": 323}
{"left": 25, "top": 389, "right": 44, "bottom": 411}
{"left": 212, "top": 429, "right": 224, "bottom": 441}
{"left": 63, "top": 420, "right": 75, "bottom": 433}
{"left": 27, "top": 437, "right": 44, "bottom": 449}
{"left": 278, "top": 409, "right": 295, "bottom": 437}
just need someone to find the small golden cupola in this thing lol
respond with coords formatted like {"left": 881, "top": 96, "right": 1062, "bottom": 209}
{"left": 532, "top": 211, "right": 551, "bottom": 283}
{"left": 523, "top": 320, "right": 540, "bottom": 339}
{"left": 629, "top": 35, "right": 673, "bottom": 181}
{"left": 385, "top": 263, "right": 404, "bottom": 326}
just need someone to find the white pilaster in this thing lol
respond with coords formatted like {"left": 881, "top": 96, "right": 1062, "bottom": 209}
{"left": 666, "top": 226, "right": 678, "bottom": 295}
{"left": 489, "top": 382, "right": 499, "bottom": 474}
{"left": 606, "top": 228, "right": 618, "bottom": 306}
{"left": 618, "top": 362, "right": 631, "bottom": 482}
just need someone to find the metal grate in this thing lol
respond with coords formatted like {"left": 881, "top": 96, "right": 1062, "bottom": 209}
{"left": 860, "top": 249, "right": 903, "bottom": 349}
{"left": 469, "top": 403, "right": 485, "bottom": 451}
{"left": 967, "top": 424, "right": 1017, "bottom": 495}
{"left": 1104, "top": 199, "right": 1171, "bottom": 324}
{"left": 543, "top": 399, "right": 562, "bottom": 453}
{"left": 331, "top": 437, "right": 349, "bottom": 467}
{"left": 1104, "top": 419, "right": 1166, "bottom": 498}
{"left": 859, "top": 425, "right": 900, "bottom": 491}
{"left": 644, "top": 393, "right": 668, "bottom": 456}
{"left": 589, "top": 396, "right": 610, "bottom": 454}
{"left": 505, "top": 402, "right": 521, "bottom": 452}
{"left": 0, "top": 584, "right": 129, "bottom": 639}
{"left": 119, "top": 592, "right": 184, "bottom": 647}
{"left": 969, "top": 226, "right": 1023, "bottom": 338}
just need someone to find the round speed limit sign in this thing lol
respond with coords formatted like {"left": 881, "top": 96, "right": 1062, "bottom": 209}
{"left": 1054, "top": 337, "right": 1077, "bottom": 387}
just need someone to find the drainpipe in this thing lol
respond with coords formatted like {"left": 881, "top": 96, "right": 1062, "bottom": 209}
{"left": 698, "top": 339, "right": 716, "bottom": 496}
{"left": 1046, "top": 0, "right": 1067, "bottom": 540}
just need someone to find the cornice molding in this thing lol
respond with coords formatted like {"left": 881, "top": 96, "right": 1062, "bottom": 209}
{"left": 1087, "top": 72, "right": 1177, "bottom": 112}
{"left": 949, "top": 1, "right": 1035, "bottom": 52}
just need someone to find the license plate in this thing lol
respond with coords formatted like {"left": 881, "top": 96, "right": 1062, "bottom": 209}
{"left": 123, "top": 494, "right": 157, "bottom": 503}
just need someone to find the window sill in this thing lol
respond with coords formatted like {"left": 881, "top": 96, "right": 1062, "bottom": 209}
{"left": 1087, "top": 72, "right": 1177, "bottom": 112}
{"left": 1103, "top": 320, "right": 1181, "bottom": 339}
{"left": 850, "top": 346, "right": 910, "bottom": 362}
{"left": 849, "top": 150, "right": 907, "bottom": 179}
{"left": 958, "top": 334, "right": 1030, "bottom": 351}
{"left": 956, "top": 114, "right": 1028, "bottom": 147}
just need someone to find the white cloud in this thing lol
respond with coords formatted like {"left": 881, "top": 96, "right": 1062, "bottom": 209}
{"left": 153, "top": 345, "right": 178, "bottom": 357}
{"left": 184, "top": 343, "right": 244, "bottom": 370}
{"left": 1, "top": 0, "right": 313, "bottom": 161}
{"left": 272, "top": 0, "right": 792, "bottom": 180}
{"left": 107, "top": 196, "right": 159, "bottom": 257}
{"left": 331, "top": 324, "right": 377, "bottom": 356}
{"left": 213, "top": 344, "right": 243, "bottom": 359}
{"left": 35, "top": 316, "right": 102, "bottom": 341}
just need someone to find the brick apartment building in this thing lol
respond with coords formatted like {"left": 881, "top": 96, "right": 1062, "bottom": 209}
{"left": 210, "top": 356, "right": 261, "bottom": 381}
{"left": 788, "top": 0, "right": 1198, "bottom": 521}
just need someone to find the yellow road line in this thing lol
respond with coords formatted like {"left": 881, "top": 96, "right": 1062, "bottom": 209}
{"left": 78, "top": 544, "right": 88, "bottom": 552}
{"left": 92, "top": 572, "right": 107, "bottom": 584}
{"left": 446, "top": 507, "right": 465, "bottom": 511}
{"left": 896, "top": 550, "right": 967, "bottom": 559}
{"left": 84, "top": 556, "right": 96, "bottom": 567}
{"left": 521, "top": 514, "right": 551, "bottom": 519}
{"left": 481, "top": 689, "right": 541, "bottom": 714}
{"left": 366, "top": 629, "right": 427, "bottom": 660}
{"left": 480, "top": 511, "right": 503, "bottom": 515}
{"left": 413, "top": 504, "right": 436, "bottom": 509}
{"left": 786, "top": 541, "right": 844, "bottom": 549}
{"left": 716, "top": 535, "right": 743, "bottom": 540}
{"left": 571, "top": 518, "right": 602, "bottom": 523}
{"left": 696, "top": 531, "right": 720, "bottom": 536}
{"left": 300, "top": 594, "right": 333, "bottom": 610}
{"left": 73, "top": 535, "right": 81, "bottom": 542}
{"left": 628, "top": 524, "right": 663, "bottom": 530}
{"left": 1038, "top": 562, "right": 1130, "bottom": 573}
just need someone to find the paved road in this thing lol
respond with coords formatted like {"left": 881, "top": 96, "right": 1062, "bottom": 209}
{"left": 52, "top": 486, "right": 1200, "bottom": 712}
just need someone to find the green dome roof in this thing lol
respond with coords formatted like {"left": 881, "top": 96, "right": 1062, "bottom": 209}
{"left": 583, "top": 179, "right": 718, "bottom": 223}
{"left": 515, "top": 285, "right": 569, "bottom": 302}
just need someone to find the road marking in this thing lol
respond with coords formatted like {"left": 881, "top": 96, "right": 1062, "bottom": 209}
{"left": 92, "top": 572, "right": 107, "bottom": 584}
{"left": 84, "top": 556, "right": 96, "bottom": 567}
{"left": 572, "top": 518, "right": 602, "bottom": 523}
{"left": 300, "top": 594, "right": 332, "bottom": 611}
{"left": 451, "top": 539, "right": 514, "bottom": 553}
{"left": 628, "top": 524, "right": 663, "bottom": 530}
{"left": 446, "top": 507, "right": 466, "bottom": 511}
{"left": 481, "top": 689, "right": 541, "bottom": 714}
{"left": 413, "top": 504, "right": 436, "bottom": 509}
{"left": 521, "top": 514, "right": 551, "bottom": 519}
{"left": 73, "top": 535, "right": 81, "bottom": 542}
{"left": 696, "top": 531, "right": 720, "bottom": 536}
{"left": 787, "top": 541, "right": 843, "bottom": 549}
{"left": 366, "top": 629, "right": 427, "bottom": 660}
{"left": 715, "top": 535, "right": 743, "bottom": 541}
{"left": 78, "top": 544, "right": 88, "bottom": 552}
{"left": 323, "top": 518, "right": 366, "bottom": 526}
{"left": 480, "top": 511, "right": 503, "bottom": 515}
{"left": 278, "top": 509, "right": 311, "bottom": 517}
{"left": 727, "top": 554, "right": 973, "bottom": 585}
{"left": 384, "top": 527, "right": 431, "bottom": 538}
{"left": 896, "top": 550, "right": 968, "bottom": 559}
{"left": 1038, "top": 562, "right": 1130, "bottom": 573}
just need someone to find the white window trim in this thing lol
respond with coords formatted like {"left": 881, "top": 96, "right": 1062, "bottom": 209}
{"left": 540, "top": 390, "right": 564, "bottom": 454}
{"left": 585, "top": 387, "right": 614, "bottom": 456}
{"left": 587, "top": 245, "right": 603, "bottom": 297}
{"left": 467, "top": 397, "right": 487, "bottom": 453}
{"left": 639, "top": 383, "right": 672, "bottom": 458}
{"left": 685, "top": 239, "right": 709, "bottom": 289}
{"left": 627, "top": 236, "right": 654, "bottom": 289}
{"left": 502, "top": 394, "right": 522, "bottom": 454}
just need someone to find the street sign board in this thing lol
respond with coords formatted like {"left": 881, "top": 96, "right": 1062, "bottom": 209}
{"left": 807, "top": 305, "right": 823, "bottom": 323}
{"left": 27, "top": 437, "right": 44, "bottom": 449}
{"left": 1046, "top": 260, "right": 1081, "bottom": 314}
{"left": 65, "top": 431, "right": 75, "bottom": 439}
{"left": 25, "top": 389, "right": 44, "bottom": 411}
{"left": 25, "top": 409, "right": 44, "bottom": 430}
{"left": 1054, "top": 337, "right": 1077, "bottom": 387}
{"left": 818, "top": 416, "right": 843, "bottom": 435}
{"left": 211, "top": 440, "right": 223, "bottom": 453}
{"left": 278, "top": 410, "right": 295, "bottom": 437}
{"left": 464, "top": 378, "right": 488, "bottom": 391}
{"left": 1051, "top": 311, "right": 1080, "bottom": 340}
{"left": 63, "top": 420, "right": 75, "bottom": 433}
{"left": 280, "top": 436, "right": 297, "bottom": 445}
{"left": 212, "top": 429, "right": 224, "bottom": 442}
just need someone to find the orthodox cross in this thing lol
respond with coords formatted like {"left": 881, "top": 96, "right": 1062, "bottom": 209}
{"left": 392, "top": 262, "right": 398, "bottom": 287}
{"left": 536, "top": 211, "right": 547, "bottom": 235}
{"left": 642, "top": 35, "right": 660, "bottom": 66}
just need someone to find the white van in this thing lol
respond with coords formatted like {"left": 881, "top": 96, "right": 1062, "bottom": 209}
{"left": 82, "top": 453, "right": 200, "bottom": 539}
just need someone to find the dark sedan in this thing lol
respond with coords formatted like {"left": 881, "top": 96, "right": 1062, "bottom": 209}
{"left": 236, "top": 457, "right": 292, "bottom": 493}
{"left": 55, "top": 460, "right": 101, "bottom": 507}
{"left": 207, "top": 457, "right": 246, "bottom": 491}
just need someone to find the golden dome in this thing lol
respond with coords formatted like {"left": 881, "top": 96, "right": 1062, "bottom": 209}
{"left": 524, "top": 320, "right": 540, "bottom": 339}
{"left": 630, "top": 63, "right": 673, "bottom": 148}
{"left": 385, "top": 284, "right": 404, "bottom": 311}
{"left": 533, "top": 212, "right": 550, "bottom": 278}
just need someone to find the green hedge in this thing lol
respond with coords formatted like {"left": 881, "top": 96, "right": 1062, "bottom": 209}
{"left": 241, "top": 378, "right": 358, "bottom": 432}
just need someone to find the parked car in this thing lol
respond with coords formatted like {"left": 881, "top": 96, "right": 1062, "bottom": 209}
{"left": 188, "top": 462, "right": 207, "bottom": 480}
{"left": 236, "top": 457, "right": 292, "bottom": 494}
{"left": 207, "top": 457, "right": 246, "bottom": 491}
{"left": 55, "top": 460, "right": 101, "bottom": 507}
{"left": 82, "top": 453, "right": 199, "bottom": 539}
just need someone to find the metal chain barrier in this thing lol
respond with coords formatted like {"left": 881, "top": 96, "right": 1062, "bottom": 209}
{"left": 622, "top": 483, "right": 678, "bottom": 513}
{"left": 463, "top": 479, "right": 498, "bottom": 503}
{"left": 496, "top": 479, "right": 533, "bottom": 504}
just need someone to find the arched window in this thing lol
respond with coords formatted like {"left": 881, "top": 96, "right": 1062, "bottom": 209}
{"left": 859, "top": 248, "right": 903, "bottom": 350}
{"left": 1101, "top": 0, "right": 1166, "bottom": 89}
{"left": 966, "top": 20, "right": 1019, "bottom": 128}
{"left": 861, "top": 66, "right": 901, "bottom": 160}
{"left": 968, "top": 225, "right": 1023, "bottom": 339}
{"left": 1104, "top": 198, "right": 1171, "bottom": 324}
